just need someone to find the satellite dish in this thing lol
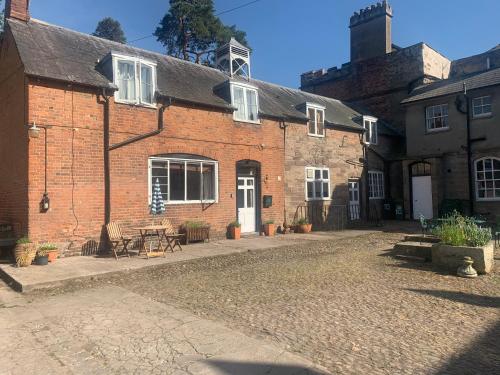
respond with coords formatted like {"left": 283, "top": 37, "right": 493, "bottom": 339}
{"left": 455, "top": 94, "right": 468, "bottom": 114}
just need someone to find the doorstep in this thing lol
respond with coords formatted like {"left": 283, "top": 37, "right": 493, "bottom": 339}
{"left": 0, "top": 230, "right": 377, "bottom": 293}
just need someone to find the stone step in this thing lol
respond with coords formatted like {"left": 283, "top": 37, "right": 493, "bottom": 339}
{"left": 394, "top": 241, "right": 434, "bottom": 261}
{"left": 404, "top": 234, "right": 441, "bottom": 244}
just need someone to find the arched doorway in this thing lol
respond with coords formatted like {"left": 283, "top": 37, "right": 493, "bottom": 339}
{"left": 236, "top": 160, "right": 261, "bottom": 233}
{"left": 410, "top": 162, "right": 433, "bottom": 219}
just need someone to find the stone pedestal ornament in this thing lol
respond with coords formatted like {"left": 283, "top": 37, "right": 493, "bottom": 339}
{"left": 457, "top": 256, "right": 478, "bottom": 278}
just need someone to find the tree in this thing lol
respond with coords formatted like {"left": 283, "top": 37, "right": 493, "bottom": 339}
{"left": 0, "top": 0, "right": 4, "bottom": 34}
{"left": 92, "top": 17, "right": 127, "bottom": 44}
{"left": 154, "top": 0, "right": 249, "bottom": 65}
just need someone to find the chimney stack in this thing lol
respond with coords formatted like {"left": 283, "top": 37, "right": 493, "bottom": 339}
{"left": 349, "top": 1, "right": 392, "bottom": 63}
{"left": 5, "top": 0, "right": 31, "bottom": 22}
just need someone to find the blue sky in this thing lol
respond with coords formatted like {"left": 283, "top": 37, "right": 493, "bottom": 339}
{"left": 27, "top": 0, "right": 500, "bottom": 88}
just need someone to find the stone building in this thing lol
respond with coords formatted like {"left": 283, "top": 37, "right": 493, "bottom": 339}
{"left": 0, "top": 0, "right": 375, "bottom": 256}
{"left": 301, "top": 0, "right": 500, "bottom": 221}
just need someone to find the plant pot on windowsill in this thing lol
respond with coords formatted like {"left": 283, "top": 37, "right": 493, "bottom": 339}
{"left": 263, "top": 221, "right": 275, "bottom": 237}
{"left": 228, "top": 221, "right": 241, "bottom": 240}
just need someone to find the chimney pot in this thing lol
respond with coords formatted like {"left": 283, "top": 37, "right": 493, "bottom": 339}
{"left": 6, "top": 0, "right": 31, "bottom": 22}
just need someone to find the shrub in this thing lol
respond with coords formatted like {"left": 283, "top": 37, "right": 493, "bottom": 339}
{"left": 296, "top": 218, "right": 310, "bottom": 225}
{"left": 39, "top": 243, "right": 58, "bottom": 251}
{"left": 16, "top": 237, "right": 31, "bottom": 245}
{"left": 184, "top": 221, "right": 207, "bottom": 229}
{"left": 228, "top": 221, "right": 241, "bottom": 228}
{"left": 264, "top": 220, "right": 274, "bottom": 225}
{"left": 432, "top": 212, "right": 492, "bottom": 247}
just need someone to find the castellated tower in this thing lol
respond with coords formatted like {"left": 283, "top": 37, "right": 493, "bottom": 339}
{"left": 350, "top": 1, "right": 393, "bottom": 62}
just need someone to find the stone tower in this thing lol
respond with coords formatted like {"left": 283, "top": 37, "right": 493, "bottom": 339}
{"left": 350, "top": 1, "right": 393, "bottom": 62}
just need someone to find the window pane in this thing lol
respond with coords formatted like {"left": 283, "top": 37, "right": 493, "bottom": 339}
{"left": 247, "top": 89, "right": 258, "bottom": 121}
{"left": 237, "top": 188, "right": 245, "bottom": 208}
{"left": 322, "top": 182, "right": 329, "bottom": 198}
{"left": 308, "top": 108, "right": 316, "bottom": 134}
{"left": 315, "top": 170, "right": 321, "bottom": 179}
{"left": 117, "top": 61, "right": 136, "bottom": 101}
{"left": 233, "top": 86, "right": 246, "bottom": 120}
{"left": 307, "top": 182, "right": 314, "bottom": 198}
{"left": 306, "top": 169, "right": 314, "bottom": 179}
{"left": 316, "top": 110, "right": 324, "bottom": 135}
{"left": 202, "top": 163, "right": 215, "bottom": 200}
{"left": 186, "top": 163, "right": 201, "bottom": 201}
{"left": 314, "top": 181, "right": 322, "bottom": 198}
{"left": 141, "top": 65, "right": 153, "bottom": 104}
{"left": 152, "top": 161, "right": 169, "bottom": 201}
{"left": 170, "top": 162, "right": 185, "bottom": 200}
{"left": 322, "top": 170, "right": 329, "bottom": 179}
{"left": 247, "top": 189, "right": 254, "bottom": 208}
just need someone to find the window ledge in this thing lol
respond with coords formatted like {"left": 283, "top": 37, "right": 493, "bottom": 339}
{"left": 369, "top": 197, "right": 385, "bottom": 200}
{"left": 115, "top": 99, "right": 157, "bottom": 109}
{"left": 308, "top": 133, "right": 326, "bottom": 138}
{"left": 165, "top": 200, "right": 218, "bottom": 205}
{"left": 476, "top": 198, "right": 500, "bottom": 202}
{"left": 234, "top": 119, "right": 261, "bottom": 125}
{"left": 305, "top": 198, "right": 332, "bottom": 202}
{"left": 473, "top": 114, "right": 493, "bottom": 120}
{"left": 425, "top": 127, "right": 450, "bottom": 134}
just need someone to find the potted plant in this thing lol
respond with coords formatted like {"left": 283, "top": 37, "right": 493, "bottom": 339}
{"left": 181, "top": 221, "right": 210, "bottom": 244}
{"left": 14, "top": 237, "right": 36, "bottom": 267}
{"left": 296, "top": 218, "right": 312, "bottom": 233}
{"left": 39, "top": 243, "right": 59, "bottom": 262}
{"left": 35, "top": 248, "right": 49, "bottom": 266}
{"left": 263, "top": 220, "right": 275, "bottom": 237}
{"left": 228, "top": 221, "right": 241, "bottom": 240}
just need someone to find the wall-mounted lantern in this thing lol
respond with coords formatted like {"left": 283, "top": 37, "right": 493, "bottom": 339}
{"left": 28, "top": 122, "right": 41, "bottom": 138}
{"left": 27, "top": 122, "right": 52, "bottom": 213}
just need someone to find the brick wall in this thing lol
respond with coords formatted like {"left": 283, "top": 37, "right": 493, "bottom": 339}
{"left": 0, "top": 29, "right": 29, "bottom": 237}
{"left": 25, "top": 80, "right": 285, "bottom": 255}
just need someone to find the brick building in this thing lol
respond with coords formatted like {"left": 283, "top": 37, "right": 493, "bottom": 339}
{"left": 0, "top": 0, "right": 375, "bottom": 256}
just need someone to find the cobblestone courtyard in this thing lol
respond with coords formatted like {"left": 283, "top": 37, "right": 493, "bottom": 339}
{"left": 2, "top": 230, "right": 500, "bottom": 374}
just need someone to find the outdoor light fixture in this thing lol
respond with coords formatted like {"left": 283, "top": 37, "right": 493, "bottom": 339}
{"left": 28, "top": 122, "right": 40, "bottom": 138}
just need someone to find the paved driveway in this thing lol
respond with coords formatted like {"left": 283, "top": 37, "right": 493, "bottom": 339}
{"left": 2, "top": 229, "right": 499, "bottom": 374}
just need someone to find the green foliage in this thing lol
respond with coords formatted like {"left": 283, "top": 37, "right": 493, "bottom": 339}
{"left": 39, "top": 243, "right": 58, "bottom": 251}
{"left": 228, "top": 220, "right": 241, "bottom": 228}
{"left": 296, "top": 218, "right": 310, "bottom": 225}
{"left": 16, "top": 237, "right": 31, "bottom": 245}
{"left": 92, "top": 17, "right": 127, "bottom": 44}
{"left": 432, "top": 211, "right": 492, "bottom": 247}
{"left": 154, "top": 0, "right": 249, "bottom": 64}
{"left": 184, "top": 220, "right": 207, "bottom": 229}
{"left": 264, "top": 220, "right": 274, "bottom": 225}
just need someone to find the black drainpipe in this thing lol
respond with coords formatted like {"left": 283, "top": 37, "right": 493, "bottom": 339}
{"left": 102, "top": 93, "right": 172, "bottom": 224}
{"left": 465, "top": 92, "right": 475, "bottom": 216}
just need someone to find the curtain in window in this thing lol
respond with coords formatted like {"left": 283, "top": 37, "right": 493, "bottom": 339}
{"left": 202, "top": 164, "right": 216, "bottom": 200}
{"left": 247, "top": 89, "right": 258, "bottom": 121}
{"left": 141, "top": 65, "right": 153, "bottom": 104}
{"left": 118, "top": 61, "right": 136, "bottom": 101}
{"left": 233, "top": 86, "right": 246, "bottom": 120}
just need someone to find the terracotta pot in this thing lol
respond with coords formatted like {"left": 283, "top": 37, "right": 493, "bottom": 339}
{"left": 298, "top": 224, "right": 312, "bottom": 233}
{"left": 229, "top": 226, "right": 241, "bottom": 240}
{"left": 47, "top": 250, "right": 59, "bottom": 262}
{"left": 13, "top": 243, "right": 36, "bottom": 267}
{"left": 263, "top": 223, "right": 275, "bottom": 237}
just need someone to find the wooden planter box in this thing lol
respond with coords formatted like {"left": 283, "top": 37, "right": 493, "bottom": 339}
{"left": 183, "top": 226, "right": 210, "bottom": 244}
{"left": 431, "top": 242, "right": 495, "bottom": 274}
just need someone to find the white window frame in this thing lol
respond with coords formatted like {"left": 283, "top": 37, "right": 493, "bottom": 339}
{"left": 475, "top": 157, "right": 500, "bottom": 201}
{"left": 148, "top": 157, "right": 219, "bottom": 205}
{"left": 426, "top": 104, "right": 449, "bottom": 132}
{"left": 472, "top": 96, "right": 492, "bottom": 119}
{"left": 368, "top": 170, "right": 385, "bottom": 200}
{"left": 112, "top": 53, "right": 157, "bottom": 108}
{"left": 305, "top": 167, "right": 331, "bottom": 201}
{"left": 306, "top": 103, "right": 326, "bottom": 138}
{"left": 363, "top": 116, "right": 378, "bottom": 145}
{"left": 230, "top": 82, "right": 260, "bottom": 124}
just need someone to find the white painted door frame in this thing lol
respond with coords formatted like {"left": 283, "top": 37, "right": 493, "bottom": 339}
{"left": 237, "top": 177, "right": 256, "bottom": 233}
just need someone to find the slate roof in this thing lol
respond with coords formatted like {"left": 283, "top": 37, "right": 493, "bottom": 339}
{"left": 402, "top": 67, "right": 500, "bottom": 104}
{"left": 7, "top": 18, "right": 371, "bottom": 132}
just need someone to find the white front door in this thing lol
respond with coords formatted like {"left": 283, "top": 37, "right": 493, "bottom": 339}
{"left": 237, "top": 177, "right": 256, "bottom": 233}
{"left": 348, "top": 180, "right": 360, "bottom": 220}
{"left": 412, "top": 176, "right": 433, "bottom": 219}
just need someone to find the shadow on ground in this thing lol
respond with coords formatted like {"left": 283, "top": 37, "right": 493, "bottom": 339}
{"left": 206, "top": 360, "right": 328, "bottom": 375}
{"left": 433, "top": 319, "right": 500, "bottom": 374}
{"left": 406, "top": 289, "right": 500, "bottom": 308}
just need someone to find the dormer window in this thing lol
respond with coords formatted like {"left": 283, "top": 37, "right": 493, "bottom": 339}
{"left": 231, "top": 83, "right": 259, "bottom": 123}
{"left": 307, "top": 104, "right": 325, "bottom": 137}
{"left": 112, "top": 53, "right": 156, "bottom": 107}
{"left": 363, "top": 116, "right": 378, "bottom": 145}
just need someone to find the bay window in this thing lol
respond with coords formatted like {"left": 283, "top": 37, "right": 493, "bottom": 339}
{"left": 149, "top": 157, "right": 218, "bottom": 204}
{"left": 305, "top": 167, "right": 330, "bottom": 200}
